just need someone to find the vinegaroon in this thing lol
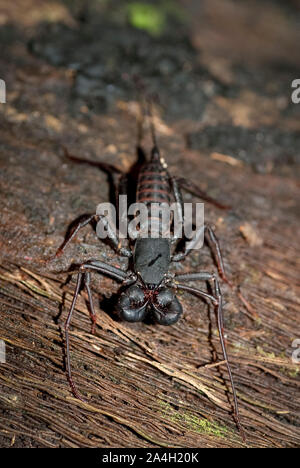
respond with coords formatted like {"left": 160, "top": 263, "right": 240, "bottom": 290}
{"left": 54, "top": 101, "right": 245, "bottom": 439}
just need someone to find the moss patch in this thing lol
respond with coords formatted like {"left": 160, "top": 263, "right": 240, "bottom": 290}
{"left": 158, "top": 400, "right": 230, "bottom": 438}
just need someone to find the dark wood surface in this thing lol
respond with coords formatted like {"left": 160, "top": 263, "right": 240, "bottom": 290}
{"left": 0, "top": 0, "right": 299, "bottom": 448}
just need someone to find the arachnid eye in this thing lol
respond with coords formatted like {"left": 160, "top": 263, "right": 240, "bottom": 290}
{"left": 117, "top": 285, "right": 148, "bottom": 322}
{"left": 152, "top": 288, "right": 183, "bottom": 325}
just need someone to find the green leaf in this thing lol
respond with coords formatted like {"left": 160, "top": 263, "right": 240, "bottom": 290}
{"left": 127, "top": 3, "right": 166, "bottom": 36}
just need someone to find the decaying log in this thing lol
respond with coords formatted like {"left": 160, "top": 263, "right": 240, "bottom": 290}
{"left": 0, "top": 0, "right": 299, "bottom": 448}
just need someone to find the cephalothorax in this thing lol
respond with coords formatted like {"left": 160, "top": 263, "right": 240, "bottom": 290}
{"left": 55, "top": 101, "right": 245, "bottom": 438}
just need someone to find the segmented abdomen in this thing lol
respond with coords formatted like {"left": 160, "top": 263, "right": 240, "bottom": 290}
{"left": 137, "top": 161, "right": 170, "bottom": 204}
{"left": 136, "top": 160, "right": 171, "bottom": 237}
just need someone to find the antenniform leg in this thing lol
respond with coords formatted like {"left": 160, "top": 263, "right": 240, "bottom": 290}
{"left": 176, "top": 176, "right": 230, "bottom": 210}
{"left": 172, "top": 272, "right": 245, "bottom": 439}
{"left": 172, "top": 224, "right": 231, "bottom": 284}
{"left": 55, "top": 214, "right": 132, "bottom": 259}
{"left": 55, "top": 214, "right": 98, "bottom": 258}
{"left": 169, "top": 176, "right": 184, "bottom": 243}
{"left": 64, "top": 260, "right": 128, "bottom": 400}
{"left": 84, "top": 271, "right": 97, "bottom": 335}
